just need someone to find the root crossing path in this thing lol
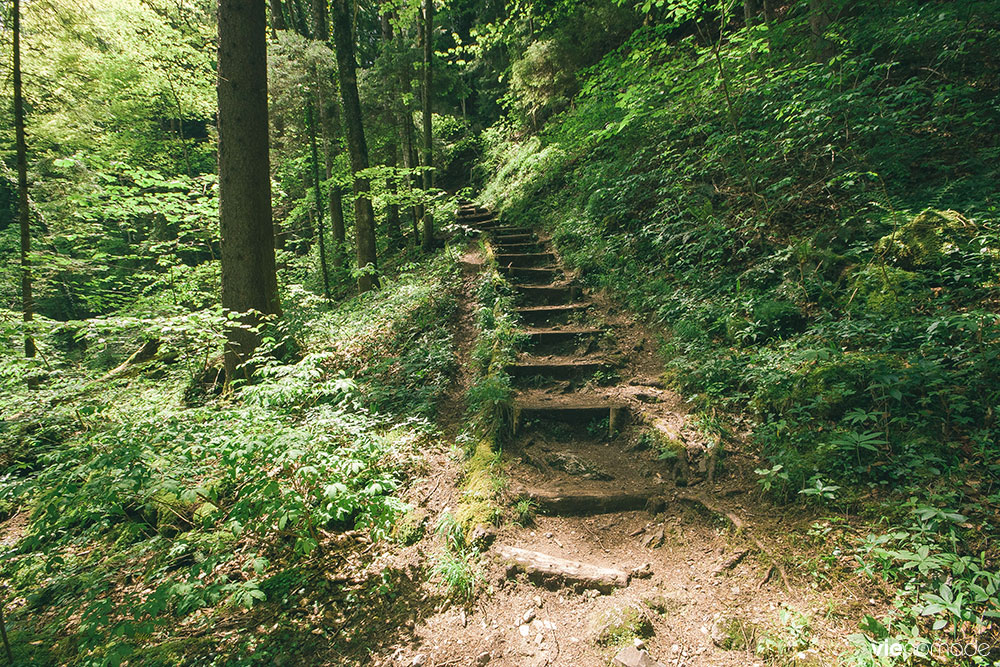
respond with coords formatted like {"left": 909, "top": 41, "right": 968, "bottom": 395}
{"left": 387, "top": 205, "right": 856, "bottom": 667}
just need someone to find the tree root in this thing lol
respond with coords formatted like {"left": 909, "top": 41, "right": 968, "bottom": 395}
{"left": 676, "top": 493, "right": 791, "bottom": 591}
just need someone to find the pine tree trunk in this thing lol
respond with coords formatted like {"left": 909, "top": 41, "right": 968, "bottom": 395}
{"left": 420, "top": 0, "right": 434, "bottom": 252}
{"left": 330, "top": 0, "right": 379, "bottom": 292}
{"left": 307, "top": 100, "right": 331, "bottom": 301}
{"left": 217, "top": 0, "right": 281, "bottom": 380}
{"left": 13, "top": 0, "right": 35, "bottom": 358}
{"left": 318, "top": 79, "right": 347, "bottom": 268}
{"left": 743, "top": 0, "right": 759, "bottom": 26}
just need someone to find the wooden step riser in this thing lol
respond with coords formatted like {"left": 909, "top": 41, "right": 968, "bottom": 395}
{"left": 519, "top": 490, "right": 652, "bottom": 517}
{"left": 500, "top": 267, "right": 560, "bottom": 283}
{"left": 494, "top": 242, "right": 545, "bottom": 252}
{"left": 515, "top": 286, "right": 580, "bottom": 306}
{"left": 515, "top": 405, "right": 627, "bottom": 438}
{"left": 458, "top": 212, "right": 495, "bottom": 222}
{"left": 492, "top": 234, "right": 535, "bottom": 243}
{"left": 487, "top": 227, "right": 534, "bottom": 236}
{"left": 496, "top": 253, "right": 556, "bottom": 268}
{"left": 507, "top": 362, "right": 609, "bottom": 381}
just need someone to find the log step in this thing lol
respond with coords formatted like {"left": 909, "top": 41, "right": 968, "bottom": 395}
{"left": 516, "top": 303, "right": 590, "bottom": 323}
{"left": 500, "top": 266, "right": 561, "bottom": 283}
{"left": 514, "top": 284, "right": 581, "bottom": 305}
{"left": 497, "top": 545, "right": 629, "bottom": 592}
{"left": 516, "top": 487, "right": 655, "bottom": 516}
{"left": 520, "top": 326, "right": 603, "bottom": 342}
{"left": 487, "top": 226, "right": 534, "bottom": 235}
{"left": 492, "top": 233, "right": 535, "bottom": 243}
{"left": 507, "top": 357, "right": 609, "bottom": 379}
{"left": 458, "top": 211, "right": 495, "bottom": 222}
{"left": 514, "top": 396, "right": 628, "bottom": 435}
{"left": 496, "top": 252, "right": 557, "bottom": 267}
{"left": 494, "top": 241, "right": 545, "bottom": 252}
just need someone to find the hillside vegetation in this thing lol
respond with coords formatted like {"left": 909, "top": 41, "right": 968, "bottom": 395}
{"left": 480, "top": 0, "right": 1000, "bottom": 653}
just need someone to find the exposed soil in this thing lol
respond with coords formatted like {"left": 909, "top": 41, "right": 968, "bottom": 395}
{"left": 373, "top": 206, "right": 884, "bottom": 667}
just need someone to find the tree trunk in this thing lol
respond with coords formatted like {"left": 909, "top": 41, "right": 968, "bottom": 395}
{"left": 397, "top": 28, "right": 419, "bottom": 245}
{"left": 380, "top": 11, "right": 404, "bottom": 249}
{"left": 13, "top": 0, "right": 35, "bottom": 358}
{"left": 809, "top": 0, "right": 835, "bottom": 61}
{"left": 420, "top": 0, "right": 434, "bottom": 252}
{"left": 330, "top": 0, "right": 379, "bottom": 292}
{"left": 318, "top": 79, "right": 347, "bottom": 268}
{"left": 743, "top": 0, "right": 760, "bottom": 26}
{"left": 307, "top": 100, "right": 331, "bottom": 302}
{"left": 217, "top": 0, "right": 281, "bottom": 380}
{"left": 268, "top": 0, "right": 286, "bottom": 36}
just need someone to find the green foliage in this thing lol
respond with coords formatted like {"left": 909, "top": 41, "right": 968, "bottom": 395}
{"left": 0, "top": 250, "right": 461, "bottom": 664}
{"left": 478, "top": 0, "right": 1000, "bottom": 661}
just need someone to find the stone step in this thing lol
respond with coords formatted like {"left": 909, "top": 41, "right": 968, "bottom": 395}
{"left": 515, "top": 487, "right": 654, "bottom": 516}
{"left": 495, "top": 252, "right": 557, "bottom": 267}
{"left": 516, "top": 303, "right": 590, "bottom": 324}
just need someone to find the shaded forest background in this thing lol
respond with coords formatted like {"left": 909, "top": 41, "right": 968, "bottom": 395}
{"left": 1, "top": 0, "right": 998, "bottom": 664}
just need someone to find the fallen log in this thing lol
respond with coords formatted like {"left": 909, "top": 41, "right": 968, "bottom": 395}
{"left": 496, "top": 545, "right": 629, "bottom": 592}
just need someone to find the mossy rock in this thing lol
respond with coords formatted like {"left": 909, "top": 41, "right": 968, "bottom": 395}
{"left": 847, "top": 264, "right": 930, "bottom": 317}
{"left": 588, "top": 603, "right": 653, "bottom": 646}
{"left": 752, "top": 299, "right": 807, "bottom": 340}
{"left": 711, "top": 615, "right": 757, "bottom": 650}
{"left": 874, "top": 209, "right": 975, "bottom": 269}
{"left": 392, "top": 509, "right": 427, "bottom": 546}
{"left": 643, "top": 590, "right": 687, "bottom": 616}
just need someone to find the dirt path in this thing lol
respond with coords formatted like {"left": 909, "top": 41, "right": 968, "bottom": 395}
{"left": 381, "top": 208, "right": 873, "bottom": 667}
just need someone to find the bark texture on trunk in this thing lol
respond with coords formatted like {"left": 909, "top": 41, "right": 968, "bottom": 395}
{"left": 218, "top": 0, "right": 281, "bottom": 379}
{"left": 13, "top": 0, "right": 35, "bottom": 358}
{"left": 330, "top": 0, "right": 379, "bottom": 291}
{"left": 420, "top": 0, "right": 434, "bottom": 252}
{"left": 380, "top": 11, "right": 404, "bottom": 249}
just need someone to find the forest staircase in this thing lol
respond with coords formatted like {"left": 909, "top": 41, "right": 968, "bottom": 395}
{"left": 457, "top": 203, "right": 659, "bottom": 525}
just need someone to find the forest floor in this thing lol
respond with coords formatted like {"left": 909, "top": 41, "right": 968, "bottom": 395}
{"left": 367, "top": 211, "right": 887, "bottom": 667}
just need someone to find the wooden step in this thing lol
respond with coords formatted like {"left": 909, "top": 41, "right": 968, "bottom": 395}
{"left": 493, "top": 241, "right": 544, "bottom": 252}
{"left": 458, "top": 210, "right": 495, "bottom": 222}
{"left": 492, "top": 233, "right": 535, "bottom": 243}
{"left": 515, "top": 487, "right": 654, "bottom": 516}
{"left": 515, "top": 284, "right": 581, "bottom": 305}
{"left": 514, "top": 396, "right": 627, "bottom": 435}
{"left": 500, "top": 266, "right": 560, "bottom": 283}
{"left": 507, "top": 356, "right": 609, "bottom": 380}
{"left": 516, "top": 303, "right": 590, "bottom": 323}
{"left": 495, "top": 252, "right": 556, "bottom": 267}
{"left": 487, "top": 226, "right": 533, "bottom": 236}
{"left": 520, "top": 326, "right": 602, "bottom": 342}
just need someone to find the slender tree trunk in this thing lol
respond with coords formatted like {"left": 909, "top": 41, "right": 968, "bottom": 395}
{"left": 13, "top": 0, "right": 35, "bottom": 359}
{"left": 318, "top": 79, "right": 347, "bottom": 268}
{"left": 268, "top": 0, "right": 286, "bottom": 36}
{"left": 397, "top": 31, "right": 419, "bottom": 245}
{"left": 330, "top": 0, "right": 379, "bottom": 292}
{"left": 743, "top": 0, "right": 759, "bottom": 26}
{"left": 0, "top": 593, "right": 12, "bottom": 664}
{"left": 809, "top": 0, "right": 835, "bottom": 62}
{"left": 307, "top": 100, "right": 331, "bottom": 301}
{"left": 217, "top": 0, "right": 281, "bottom": 380}
{"left": 420, "top": 0, "right": 434, "bottom": 252}
{"left": 380, "top": 11, "right": 404, "bottom": 249}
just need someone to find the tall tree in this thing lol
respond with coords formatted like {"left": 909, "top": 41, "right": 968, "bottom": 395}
{"left": 396, "top": 24, "right": 420, "bottom": 244}
{"left": 330, "top": 0, "right": 379, "bottom": 292}
{"left": 380, "top": 10, "right": 404, "bottom": 249}
{"left": 420, "top": 0, "right": 434, "bottom": 252}
{"left": 13, "top": 0, "right": 35, "bottom": 358}
{"left": 217, "top": 0, "right": 281, "bottom": 379}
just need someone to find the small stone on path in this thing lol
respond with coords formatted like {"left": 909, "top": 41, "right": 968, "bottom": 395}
{"left": 613, "top": 646, "right": 666, "bottom": 667}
